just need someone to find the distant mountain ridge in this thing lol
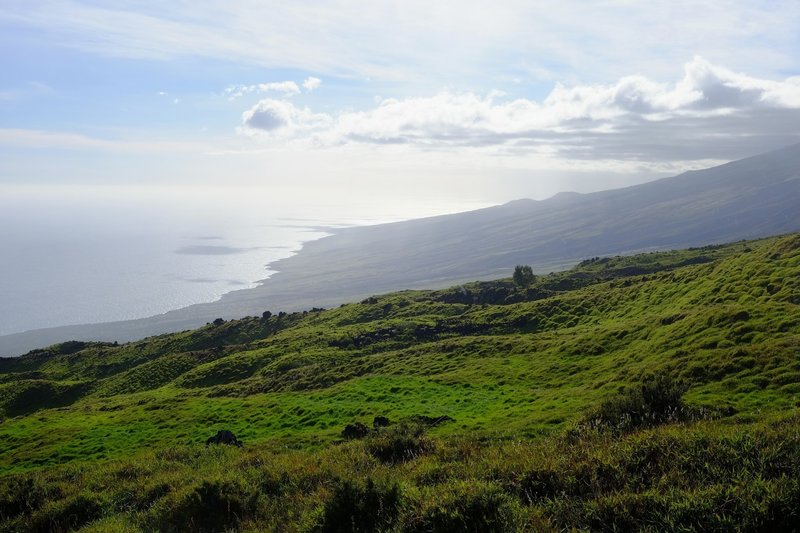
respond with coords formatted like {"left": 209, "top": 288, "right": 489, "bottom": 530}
{"left": 1, "top": 143, "right": 798, "bottom": 356}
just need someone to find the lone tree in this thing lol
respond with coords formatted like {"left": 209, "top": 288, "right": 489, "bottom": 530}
{"left": 513, "top": 265, "right": 535, "bottom": 287}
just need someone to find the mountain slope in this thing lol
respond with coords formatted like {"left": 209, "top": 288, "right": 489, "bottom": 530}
{"left": 0, "top": 233, "right": 799, "bottom": 530}
{"left": 256, "top": 142, "right": 800, "bottom": 292}
{"left": 1, "top": 143, "right": 798, "bottom": 355}
{"left": 1, "top": 233, "right": 799, "bottom": 473}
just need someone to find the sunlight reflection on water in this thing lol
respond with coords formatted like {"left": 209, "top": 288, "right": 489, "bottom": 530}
{"left": 0, "top": 186, "right": 490, "bottom": 334}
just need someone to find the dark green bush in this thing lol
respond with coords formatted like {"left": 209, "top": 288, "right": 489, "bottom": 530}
{"left": 366, "top": 424, "right": 434, "bottom": 464}
{"left": 586, "top": 374, "right": 689, "bottom": 431}
{"left": 0, "top": 476, "right": 51, "bottom": 521}
{"left": 29, "top": 493, "right": 104, "bottom": 533}
{"left": 373, "top": 415, "right": 391, "bottom": 428}
{"left": 152, "top": 480, "right": 248, "bottom": 533}
{"left": 341, "top": 422, "right": 370, "bottom": 440}
{"left": 414, "top": 482, "right": 518, "bottom": 532}
{"left": 518, "top": 467, "right": 565, "bottom": 503}
{"left": 315, "top": 479, "right": 402, "bottom": 533}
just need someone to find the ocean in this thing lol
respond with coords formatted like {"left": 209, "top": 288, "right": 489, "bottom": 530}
{"left": 0, "top": 186, "right": 487, "bottom": 336}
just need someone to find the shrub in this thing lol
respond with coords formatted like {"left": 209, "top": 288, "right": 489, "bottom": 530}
{"left": 341, "top": 422, "right": 370, "bottom": 440}
{"left": 373, "top": 415, "right": 391, "bottom": 429}
{"left": 366, "top": 424, "right": 435, "bottom": 464}
{"left": 415, "top": 481, "right": 519, "bottom": 532}
{"left": 151, "top": 480, "right": 248, "bottom": 533}
{"left": 314, "top": 479, "right": 402, "bottom": 532}
{"left": 29, "top": 493, "right": 105, "bottom": 533}
{"left": 518, "top": 467, "right": 565, "bottom": 503}
{"left": 0, "top": 476, "right": 50, "bottom": 521}
{"left": 586, "top": 374, "right": 689, "bottom": 431}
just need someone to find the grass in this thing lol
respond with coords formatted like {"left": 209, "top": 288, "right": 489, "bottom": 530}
{"left": 3, "top": 415, "right": 800, "bottom": 531}
{"left": 0, "top": 233, "right": 798, "bottom": 530}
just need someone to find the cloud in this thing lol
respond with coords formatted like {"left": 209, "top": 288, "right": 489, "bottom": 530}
{"left": 240, "top": 99, "right": 331, "bottom": 135}
{"left": 224, "top": 78, "right": 319, "bottom": 101}
{"left": 5, "top": 1, "right": 799, "bottom": 86}
{"left": 302, "top": 76, "right": 321, "bottom": 92}
{"left": 240, "top": 57, "right": 800, "bottom": 161}
{"left": 224, "top": 81, "right": 301, "bottom": 100}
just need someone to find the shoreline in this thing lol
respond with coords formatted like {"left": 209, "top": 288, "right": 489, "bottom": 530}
{"left": 0, "top": 198, "right": 495, "bottom": 341}
{"left": 2, "top": 224, "right": 341, "bottom": 339}
{"left": 2, "top": 144, "right": 798, "bottom": 356}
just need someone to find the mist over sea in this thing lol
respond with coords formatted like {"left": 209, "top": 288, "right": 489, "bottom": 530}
{"left": 0, "top": 186, "right": 487, "bottom": 337}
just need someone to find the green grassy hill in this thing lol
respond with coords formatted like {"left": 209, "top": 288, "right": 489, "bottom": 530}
{"left": 1, "top": 233, "right": 799, "bottom": 531}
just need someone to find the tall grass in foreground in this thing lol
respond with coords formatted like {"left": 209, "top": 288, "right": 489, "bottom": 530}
{"left": 3, "top": 412, "right": 800, "bottom": 532}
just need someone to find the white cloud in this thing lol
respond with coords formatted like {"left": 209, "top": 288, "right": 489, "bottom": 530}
{"left": 302, "top": 76, "right": 321, "bottom": 92}
{"left": 240, "top": 99, "right": 331, "bottom": 136}
{"left": 224, "top": 81, "right": 300, "bottom": 100}
{"left": 4, "top": 1, "right": 800, "bottom": 85}
{"left": 527, "top": 57, "right": 800, "bottom": 123}
{"left": 240, "top": 57, "right": 800, "bottom": 161}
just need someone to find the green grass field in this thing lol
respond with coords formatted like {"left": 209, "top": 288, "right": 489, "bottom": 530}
{"left": 1, "top": 233, "right": 799, "bottom": 531}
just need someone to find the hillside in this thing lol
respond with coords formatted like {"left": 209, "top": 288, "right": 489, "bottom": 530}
{"left": 2, "top": 143, "right": 799, "bottom": 356}
{"left": 1, "top": 233, "right": 799, "bottom": 530}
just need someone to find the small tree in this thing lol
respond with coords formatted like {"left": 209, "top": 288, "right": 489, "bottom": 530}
{"left": 513, "top": 265, "right": 535, "bottom": 287}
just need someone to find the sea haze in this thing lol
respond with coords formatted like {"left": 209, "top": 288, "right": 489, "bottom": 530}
{"left": 0, "top": 186, "right": 487, "bottom": 336}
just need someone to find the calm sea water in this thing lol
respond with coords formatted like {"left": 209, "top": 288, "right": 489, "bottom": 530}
{"left": 0, "top": 186, "right": 487, "bottom": 336}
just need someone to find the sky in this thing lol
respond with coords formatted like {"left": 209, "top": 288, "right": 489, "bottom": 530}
{"left": 2, "top": 0, "right": 800, "bottom": 205}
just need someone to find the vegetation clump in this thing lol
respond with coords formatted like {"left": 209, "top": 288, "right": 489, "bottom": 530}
{"left": 149, "top": 480, "right": 247, "bottom": 533}
{"left": 314, "top": 479, "right": 402, "bottom": 533}
{"left": 415, "top": 481, "right": 521, "bottom": 533}
{"left": 366, "top": 423, "right": 435, "bottom": 464}
{"left": 341, "top": 422, "right": 370, "bottom": 440}
{"left": 512, "top": 264, "right": 536, "bottom": 287}
{"left": 373, "top": 415, "right": 391, "bottom": 428}
{"left": 584, "top": 374, "right": 691, "bottom": 432}
{"left": 205, "top": 430, "right": 243, "bottom": 447}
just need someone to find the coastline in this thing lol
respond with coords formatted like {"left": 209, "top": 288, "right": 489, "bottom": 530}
{"left": 0, "top": 208, "right": 492, "bottom": 357}
{"left": 2, "top": 144, "right": 799, "bottom": 357}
